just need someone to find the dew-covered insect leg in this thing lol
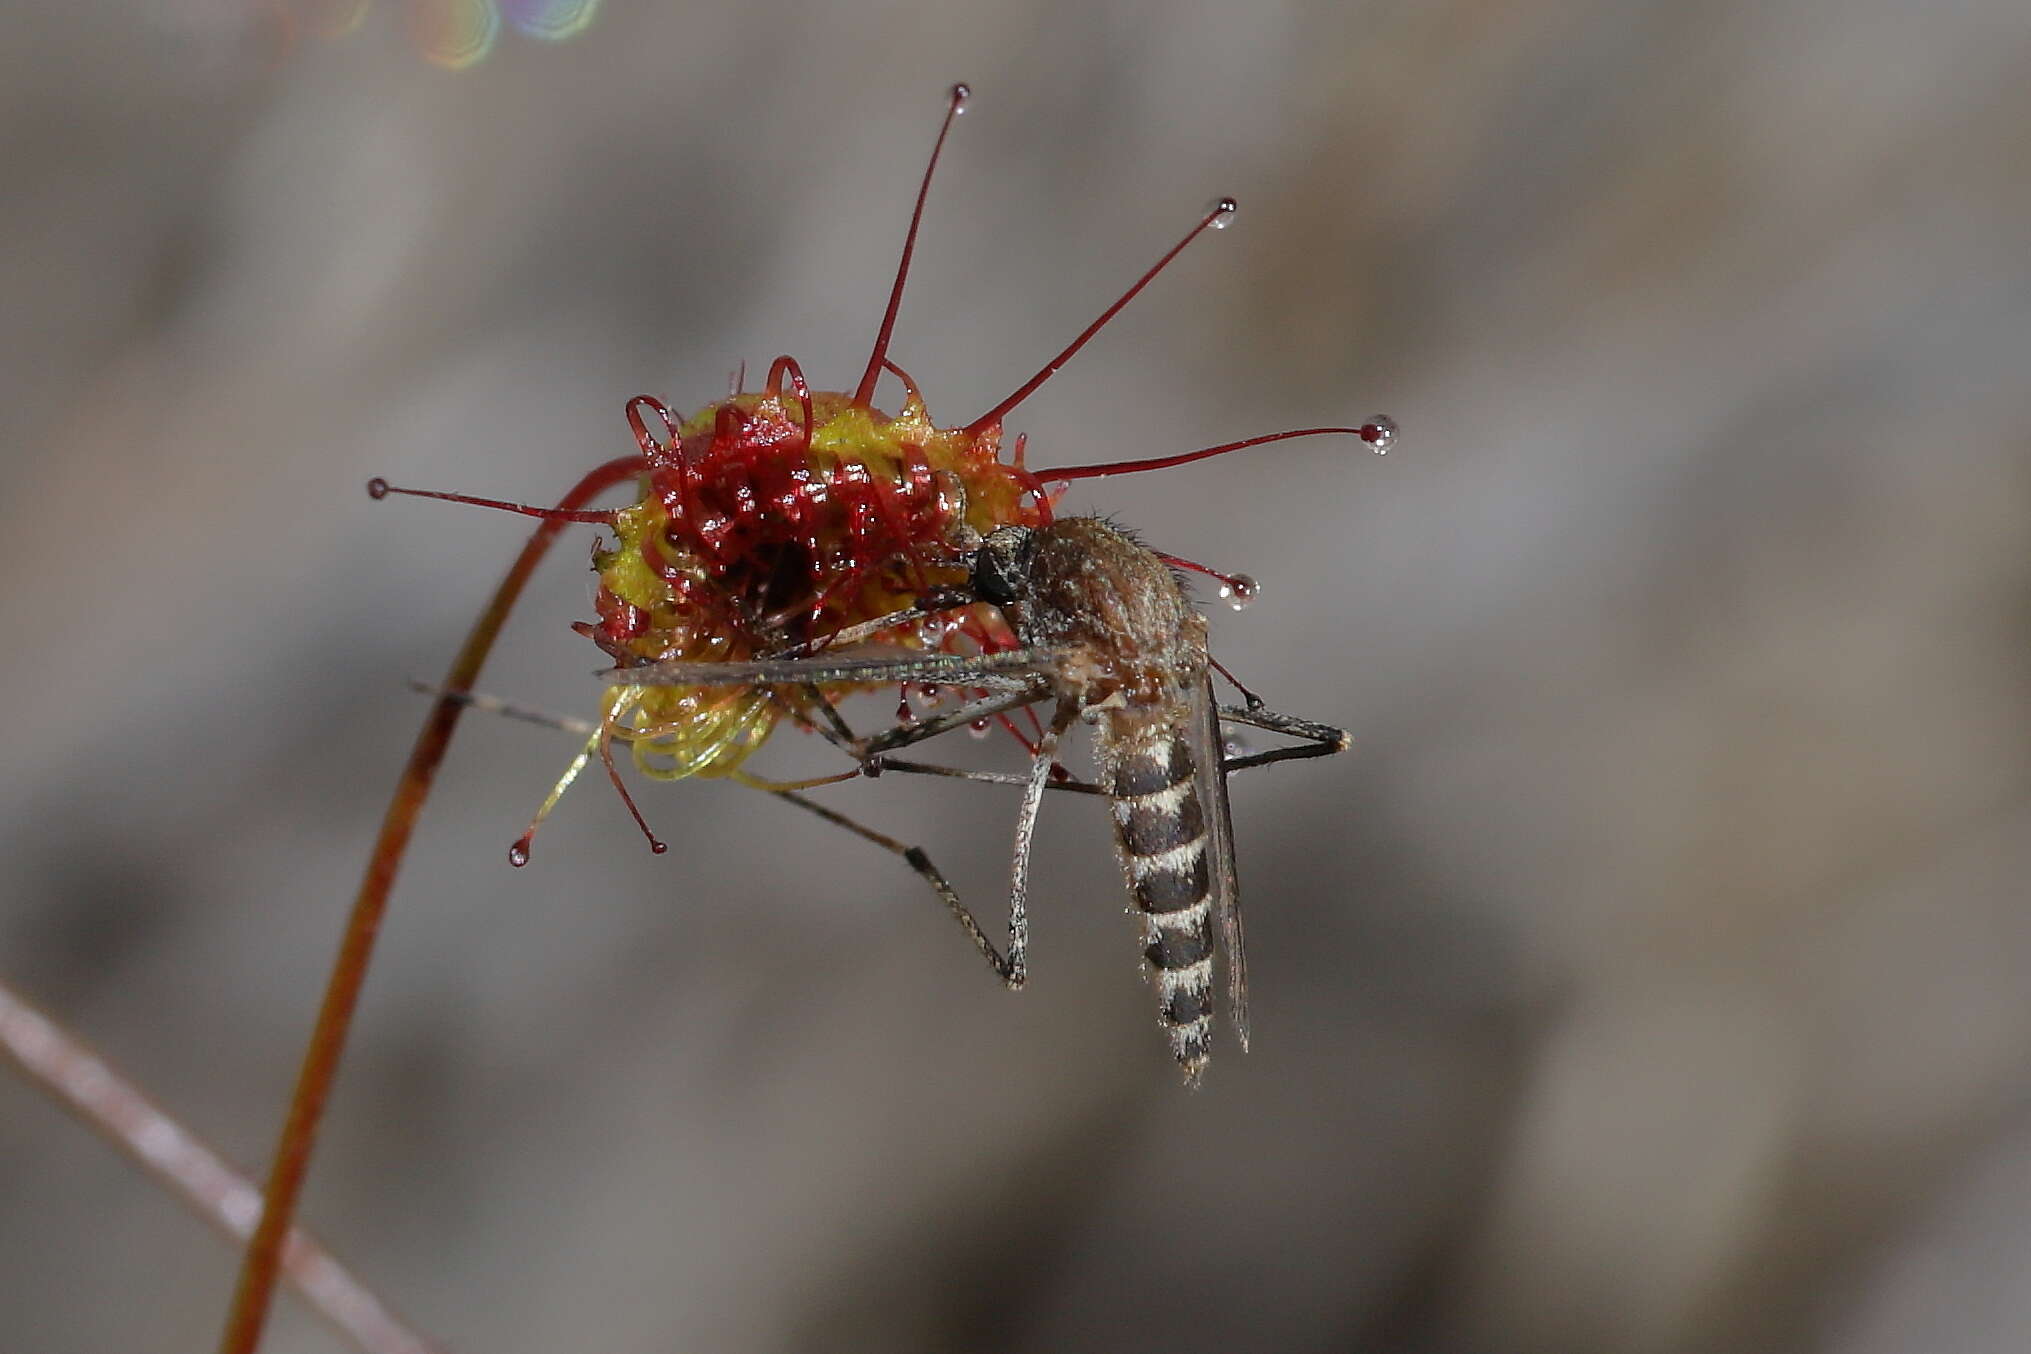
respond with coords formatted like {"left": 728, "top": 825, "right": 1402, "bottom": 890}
{"left": 1214, "top": 703, "right": 1351, "bottom": 773}
{"left": 764, "top": 790, "right": 1025, "bottom": 988}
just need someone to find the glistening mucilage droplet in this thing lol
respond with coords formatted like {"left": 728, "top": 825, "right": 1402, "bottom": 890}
{"left": 1358, "top": 414, "right": 1398, "bottom": 454}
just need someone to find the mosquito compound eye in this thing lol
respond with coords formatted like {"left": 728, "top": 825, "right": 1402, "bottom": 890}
{"left": 970, "top": 526, "right": 1033, "bottom": 605}
{"left": 972, "top": 549, "right": 1021, "bottom": 605}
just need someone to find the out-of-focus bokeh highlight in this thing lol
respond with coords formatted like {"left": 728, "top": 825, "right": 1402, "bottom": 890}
{"left": 3, "top": 2, "right": 2029, "bottom": 1351}
{"left": 275, "top": 0, "right": 601, "bottom": 70}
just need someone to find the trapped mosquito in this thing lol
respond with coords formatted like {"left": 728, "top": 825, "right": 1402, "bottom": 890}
{"left": 596, "top": 515, "right": 1354, "bottom": 1083}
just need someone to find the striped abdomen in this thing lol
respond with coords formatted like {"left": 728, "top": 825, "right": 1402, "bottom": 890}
{"left": 1105, "top": 713, "right": 1215, "bottom": 1084}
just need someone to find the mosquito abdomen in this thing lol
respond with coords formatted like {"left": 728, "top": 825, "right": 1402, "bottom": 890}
{"left": 1105, "top": 713, "right": 1215, "bottom": 1084}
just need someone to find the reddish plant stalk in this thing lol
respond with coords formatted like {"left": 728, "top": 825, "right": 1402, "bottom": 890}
{"left": 964, "top": 197, "right": 1235, "bottom": 437}
{"left": 0, "top": 977, "right": 445, "bottom": 1354}
{"left": 852, "top": 83, "right": 969, "bottom": 407}
{"left": 218, "top": 453, "right": 647, "bottom": 1354}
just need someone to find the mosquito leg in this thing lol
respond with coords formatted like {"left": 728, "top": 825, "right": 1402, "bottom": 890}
{"left": 417, "top": 680, "right": 1099, "bottom": 795}
{"left": 762, "top": 700, "right": 1080, "bottom": 989}
{"left": 1215, "top": 702, "right": 1351, "bottom": 772}
{"left": 407, "top": 680, "right": 598, "bottom": 737}
{"left": 872, "top": 758, "right": 1105, "bottom": 795}
{"left": 856, "top": 682, "right": 1049, "bottom": 757}
{"left": 1001, "top": 701, "right": 1080, "bottom": 989}
{"left": 763, "top": 675, "right": 1030, "bottom": 769}
{"left": 729, "top": 767, "right": 866, "bottom": 793}
{"left": 760, "top": 681, "right": 1102, "bottom": 794}
{"left": 763, "top": 586, "right": 975, "bottom": 655}
{"left": 767, "top": 789, "right": 1023, "bottom": 986}
{"left": 769, "top": 682, "right": 1100, "bottom": 793}
{"left": 421, "top": 677, "right": 1326, "bottom": 786}
{"left": 797, "top": 682, "right": 862, "bottom": 748}
{"left": 748, "top": 683, "right": 861, "bottom": 758}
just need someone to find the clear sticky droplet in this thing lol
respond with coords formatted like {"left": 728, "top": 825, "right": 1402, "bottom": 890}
{"left": 1222, "top": 730, "right": 1254, "bottom": 759}
{"left": 969, "top": 717, "right": 994, "bottom": 739}
{"left": 949, "top": 83, "right": 972, "bottom": 113}
{"left": 1218, "top": 573, "right": 1259, "bottom": 610}
{"left": 1359, "top": 414, "right": 1398, "bottom": 454}
{"left": 1207, "top": 197, "right": 1238, "bottom": 229}
{"left": 366, "top": 477, "right": 390, "bottom": 499}
{"left": 508, "top": 837, "right": 532, "bottom": 868}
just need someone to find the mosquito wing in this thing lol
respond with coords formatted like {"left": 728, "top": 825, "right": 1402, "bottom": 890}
{"left": 600, "top": 646, "right": 1062, "bottom": 690}
{"left": 1188, "top": 668, "right": 1248, "bottom": 1051}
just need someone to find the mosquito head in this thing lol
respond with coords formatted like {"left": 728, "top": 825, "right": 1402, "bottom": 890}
{"left": 971, "top": 524, "right": 1037, "bottom": 605}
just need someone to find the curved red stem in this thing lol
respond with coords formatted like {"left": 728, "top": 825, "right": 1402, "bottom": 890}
{"left": 1036, "top": 425, "right": 1382, "bottom": 482}
{"left": 626, "top": 396, "right": 682, "bottom": 461}
{"left": 965, "top": 198, "right": 1234, "bottom": 438}
{"left": 767, "top": 355, "right": 816, "bottom": 450}
{"left": 1155, "top": 550, "right": 1249, "bottom": 595}
{"left": 597, "top": 720, "right": 669, "bottom": 857}
{"left": 853, "top": 84, "right": 969, "bottom": 408}
{"left": 218, "top": 454, "right": 646, "bottom": 1354}
{"left": 367, "top": 479, "right": 615, "bottom": 525}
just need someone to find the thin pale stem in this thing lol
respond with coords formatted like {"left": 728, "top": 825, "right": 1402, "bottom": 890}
{"left": 0, "top": 978, "right": 445, "bottom": 1354}
{"left": 218, "top": 453, "right": 645, "bottom": 1354}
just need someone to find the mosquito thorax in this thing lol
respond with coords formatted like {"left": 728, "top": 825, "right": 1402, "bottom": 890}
{"left": 999, "top": 517, "right": 1209, "bottom": 708}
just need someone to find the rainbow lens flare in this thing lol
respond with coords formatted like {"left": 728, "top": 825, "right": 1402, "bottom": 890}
{"left": 409, "top": 0, "right": 501, "bottom": 70}
{"left": 294, "top": 0, "right": 600, "bottom": 67}
{"left": 500, "top": 0, "right": 601, "bottom": 41}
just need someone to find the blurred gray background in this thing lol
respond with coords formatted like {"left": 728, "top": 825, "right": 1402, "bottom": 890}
{"left": 5, "top": 1, "right": 2031, "bottom": 1350}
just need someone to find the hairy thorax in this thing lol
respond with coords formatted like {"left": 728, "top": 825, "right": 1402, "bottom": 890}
{"left": 1009, "top": 517, "right": 1209, "bottom": 710}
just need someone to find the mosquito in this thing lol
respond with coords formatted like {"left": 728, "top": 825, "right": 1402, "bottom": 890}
{"left": 594, "top": 515, "right": 1349, "bottom": 1084}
